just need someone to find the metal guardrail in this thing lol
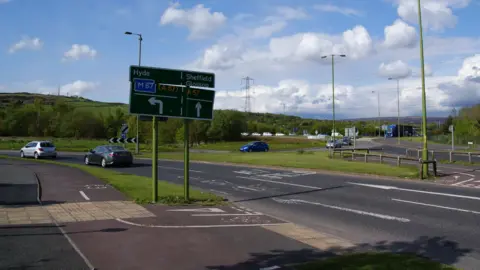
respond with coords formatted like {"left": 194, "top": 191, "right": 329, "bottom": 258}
{"left": 405, "top": 148, "right": 480, "bottom": 163}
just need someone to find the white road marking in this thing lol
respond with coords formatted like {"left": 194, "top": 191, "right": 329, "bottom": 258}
{"left": 79, "top": 191, "right": 90, "bottom": 201}
{"left": 116, "top": 218, "right": 286, "bottom": 228}
{"left": 452, "top": 178, "right": 476, "bottom": 186}
{"left": 209, "top": 189, "right": 230, "bottom": 195}
{"left": 272, "top": 198, "right": 410, "bottom": 223}
{"left": 191, "top": 213, "right": 263, "bottom": 217}
{"left": 349, "top": 182, "right": 480, "bottom": 201}
{"left": 260, "top": 266, "right": 281, "bottom": 270}
{"left": 167, "top": 208, "right": 225, "bottom": 213}
{"left": 236, "top": 186, "right": 261, "bottom": 192}
{"left": 159, "top": 165, "right": 203, "bottom": 173}
{"left": 237, "top": 176, "right": 321, "bottom": 189}
{"left": 392, "top": 198, "right": 480, "bottom": 215}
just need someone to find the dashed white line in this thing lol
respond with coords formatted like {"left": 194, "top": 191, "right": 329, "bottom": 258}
{"left": 116, "top": 218, "right": 286, "bottom": 228}
{"left": 236, "top": 186, "right": 261, "bottom": 192}
{"left": 260, "top": 266, "right": 281, "bottom": 270}
{"left": 349, "top": 182, "right": 480, "bottom": 201}
{"left": 272, "top": 198, "right": 410, "bottom": 223}
{"left": 191, "top": 213, "right": 263, "bottom": 217}
{"left": 392, "top": 198, "right": 480, "bottom": 215}
{"left": 159, "top": 166, "right": 203, "bottom": 173}
{"left": 237, "top": 176, "right": 321, "bottom": 189}
{"left": 79, "top": 191, "right": 90, "bottom": 201}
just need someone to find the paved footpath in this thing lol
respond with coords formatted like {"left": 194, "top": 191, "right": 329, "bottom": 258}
{"left": 0, "top": 159, "right": 352, "bottom": 270}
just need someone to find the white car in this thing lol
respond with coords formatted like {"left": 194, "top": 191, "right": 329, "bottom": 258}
{"left": 20, "top": 141, "right": 57, "bottom": 159}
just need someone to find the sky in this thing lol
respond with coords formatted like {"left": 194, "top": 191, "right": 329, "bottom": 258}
{"left": 1, "top": 0, "right": 479, "bottom": 119}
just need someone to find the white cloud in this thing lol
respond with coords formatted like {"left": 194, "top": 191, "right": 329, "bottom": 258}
{"left": 193, "top": 25, "right": 374, "bottom": 70}
{"left": 379, "top": 60, "right": 412, "bottom": 79}
{"left": 62, "top": 44, "right": 97, "bottom": 61}
{"left": 159, "top": 3, "right": 226, "bottom": 40}
{"left": 0, "top": 0, "right": 11, "bottom": 4}
{"left": 59, "top": 80, "right": 99, "bottom": 96}
{"left": 275, "top": 6, "right": 308, "bottom": 20}
{"left": 395, "top": 0, "right": 471, "bottom": 31}
{"left": 383, "top": 19, "right": 417, "bottom": 49}
{"left": 8, "top": 36, "right": 43, "bottom": 53}
{"left": 314, "top": 4, "right": 362, "bottom": 16}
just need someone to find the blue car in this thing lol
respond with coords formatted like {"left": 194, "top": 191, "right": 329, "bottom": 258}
{"left": 240, "top": 141, "right": 270, "bottom": 152}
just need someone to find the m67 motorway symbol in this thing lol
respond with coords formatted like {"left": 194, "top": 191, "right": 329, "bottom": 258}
{"left": 134, "top": 78, "right": 156, "bottom": 93}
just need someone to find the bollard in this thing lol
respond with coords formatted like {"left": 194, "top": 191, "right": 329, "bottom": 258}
{"left": 397, "top": 156, "right": 401, "bottom": 167}
{"left": 449, "top": 151, "right": 453, "bottom": 163}
{"left": 364, "top": 153, "right": 368, "bottom": 163}
{"left": 430, "top": 150, "right": 435, "bottom": 160}
{"left": 406, "top": 149, "right": 409, "bottom": 156}
{"left": 379, "top": 154, "right": 383, "bottom": 164}
{"left": 417, "top": 149, "right": 421, "bottom": 159}
{"left": 468, "top": 152, "right": 472, "bottom": 164}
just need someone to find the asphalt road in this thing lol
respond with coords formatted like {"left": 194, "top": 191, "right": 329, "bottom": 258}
{"left": 372, "top": 138, "right": 480, "bottom": 163}
{"left": 2, "top": 151, "right": 480, "bottom": 269}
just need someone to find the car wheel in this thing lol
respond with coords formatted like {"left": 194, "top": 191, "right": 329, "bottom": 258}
{"left": 248, "top": 149, "right": 252, "bottom": 152}
{"left": 20, "top": 151, "right": 24, "bottom": 158}
{"left": 264, "top": 148, "right": 268, "bottom": 152}
{"left": 101, "top": 158, "right": 107, "bottom": 168}
{"left": 84, "top": 156, "right": 90, "bottom": 165}
{"left": 52, "top": 155, "right": 57, "bottom": 159}
{"left": 34, "top": 152, "right": 39, "bottom": 159}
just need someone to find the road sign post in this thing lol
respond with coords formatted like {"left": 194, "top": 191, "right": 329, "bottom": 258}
{"left": 184, "top": 118, "right": 190, "bottom": 201}
{"left": 152, "top": 117, "right": 158, "bottom": 203}
{"left": 128, "top": 66, "right": 215, "bottom": 201}
{"left": 449, "top": 125, "right": 454, "bottom": 151}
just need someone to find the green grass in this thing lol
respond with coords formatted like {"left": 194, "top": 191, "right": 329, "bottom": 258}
{"left": 0, "top": 155, "right": 224, "bottom": 205}
{"left": 294, "top": 252, "right": 458, "bottom": 270}
{"left": 0, "top": 136, "right": 325, "bottom": 153}
{"left": 140, "top": 151, "right": 418, "bottom": 178}
{"left": 0, "top": 137, "right": 181, "bottom": 153}
{"left": 194, "top": 137, "right": 326, "bottom": 151}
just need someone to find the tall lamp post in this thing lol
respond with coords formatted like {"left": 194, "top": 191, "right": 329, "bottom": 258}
{"left": 125, "top": 31, "right": 143, "bottom": 155}
{"left": 371, "top": 90, "right": 381, "bottom": 137}
{"left": 389, "top": 78, "right": 401, "bottom": 144}
{"left": 417, "top": 0, "right": 429, "bottom": 179}
{"left": 322, "top": 54, "right": 346, "bottom": 144}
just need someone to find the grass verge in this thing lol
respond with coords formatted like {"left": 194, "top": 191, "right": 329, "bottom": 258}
{"left": 294, "top": 252, "right": 458, "bottom": 270}
{"left": 140, "top": 151, "right": 418, "bottom": 179}
{"left": 0, "top": 155, "right": 224, "bottom": 205}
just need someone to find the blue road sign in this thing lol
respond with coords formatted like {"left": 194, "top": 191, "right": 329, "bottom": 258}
{"left": 121, "top": 133, "right": 127, "bottom": 139}
{"left": 133, "top": 78, "right": 156, "bottom": 93}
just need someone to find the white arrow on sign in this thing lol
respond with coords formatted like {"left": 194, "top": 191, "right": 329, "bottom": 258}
{"left": 195, "top": 102, "right": 202, "bottom": 117}
{"left": 167, "top": 208, "right": 225, "bottom": 213}
{"left": 148, "top": 97, "right": 164, "bottom": 114}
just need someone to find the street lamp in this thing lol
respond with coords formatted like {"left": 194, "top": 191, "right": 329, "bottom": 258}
{"left": 125, "top": 31, "right": 143, "bottom": 155}
{"left": 417, "top": 0, "right": 429, "bottom": 179}
{"left": 371, "top": 90, "right": 381, "bottom": 137}
{"left": 389, "top": 78, "right": 401, "bottom": 144}
{"left": 321, "top": 54, "right": 346, "bottom": 144}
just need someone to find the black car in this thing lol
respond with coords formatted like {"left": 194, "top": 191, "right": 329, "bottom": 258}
{"left": 84, "top": 145, "right": 133, "bottom": 168}
{"left": 342, "top": 137, "right": 352, "bottom": 146}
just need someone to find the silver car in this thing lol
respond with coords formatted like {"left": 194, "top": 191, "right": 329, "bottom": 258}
{"left": 326, "top": 140, "right": 342, "bottom": 148}
{"left": 20, "top": 141, "right": 57, "bottom": 159}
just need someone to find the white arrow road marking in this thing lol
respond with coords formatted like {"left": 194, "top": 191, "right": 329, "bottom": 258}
{"left": 392, "top": 198, "right": 480, "bottom": 215}
{"left": 195, "top": 102, "right": 202, "bottom": 117}
{"left": 237, "top": 176, "right": 321, "bottom": 189}
{"left": 167, "top": 208, "right": 225, "bottom": 213}
{"left": 79, "top": 191, "right": 90, "bottom": 201}
{"left": 272, "top": 198, "right": 410, "bottom": 222}
{"left": 452, "top": 178, "right": 476, "bottom": 186}
{"left": 260, "top": 266, "right": 281, "bottom": 270}
{"left": 148, "top": 97, "right": 164, "bottom": 114}
{"left": 349, "top": 182, "right": 480, "bottom": 201}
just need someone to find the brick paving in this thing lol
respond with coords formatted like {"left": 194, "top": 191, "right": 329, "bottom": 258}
{"left": 0, "top": 201, "right": 155, "bottom": 225}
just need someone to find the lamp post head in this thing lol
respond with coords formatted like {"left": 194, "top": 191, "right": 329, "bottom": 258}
{"left": 124, "top": 31, "right": 133, "bottom": 35}
{"left": 339, "top": 54, "right": 346, "bottom": 57}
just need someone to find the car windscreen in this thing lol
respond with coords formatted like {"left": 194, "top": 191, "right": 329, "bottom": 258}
{"left": 40, "top": 142, "right": 55, "bottom": 147}
{"left": 106, "top": 146, "right": 126, "bottom": 151}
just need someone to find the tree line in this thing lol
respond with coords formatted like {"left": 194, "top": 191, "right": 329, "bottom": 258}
{"left": 0, "top": 96, "right": 477, "bottom": 146}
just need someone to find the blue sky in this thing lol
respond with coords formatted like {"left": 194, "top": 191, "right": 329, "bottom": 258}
{"left": 1, "top": 0, "right": 479, "bottom": 119}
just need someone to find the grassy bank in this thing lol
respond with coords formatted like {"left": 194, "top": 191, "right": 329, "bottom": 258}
{"left": 295, "top": 252, "right": 458, "bottom": 270}
{"left": 0, "top": 136, "right": 325, "bottom": 153}
{"left": 141, "top": 151, "right": 418, "bottom": 178}
{"left": 0, "top": 155, "right": 224, "bottom": 205}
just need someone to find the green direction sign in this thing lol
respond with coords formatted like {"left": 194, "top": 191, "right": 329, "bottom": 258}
{"left": 129, "top": 83, "right": 215, "bottom": 120}
{"left": 129, "top": 65, "right": 215, "bottom": 88}
{"left": 185, "top": 87, "right": 215, "bottom": 120}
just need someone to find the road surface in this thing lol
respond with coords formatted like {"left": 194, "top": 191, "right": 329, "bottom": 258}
{"left": 1, "top": 150, "right": 480, "bottom": 269}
